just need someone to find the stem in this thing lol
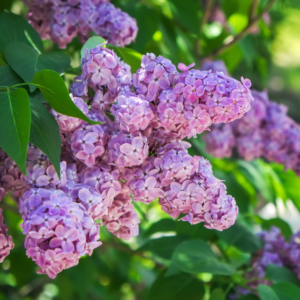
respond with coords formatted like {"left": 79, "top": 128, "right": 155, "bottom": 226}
{"left": 249, "top": 0, "right": 260, "bottom": 22}
{"left": 204, "top": 0, "right": 277, "bottom": 59}
{"left": 197, "top": 0, "right": 216, "bottom": 61}
{"left": 0, "top": 57, "right": 7, "bottom": 66}
{"left": 222, "top": 283, "right": 234, "bottom": 300}
{"left": 9, "top": 82, "right": 36, "bottom": 89}
{"left": 201, "top": 0, "right": 216, "bottom": 29}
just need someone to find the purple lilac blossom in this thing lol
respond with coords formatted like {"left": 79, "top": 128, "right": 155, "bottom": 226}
{"left": 0, "top": 50, "right": 253, "bottom": 278}
{"left": 204, "top": 89, "right": 300, "bottom": 175}
{"left": 22, "top": 0, "right": 138, "bottom": 49}
{"left": 156, "top": 142, "right": 238, "bottom": 231}
{"left": 230, "top": 227, "right": 288, "bottom": 299}
{"left": 20, "top": 188, "right": 102, "bottom": 278}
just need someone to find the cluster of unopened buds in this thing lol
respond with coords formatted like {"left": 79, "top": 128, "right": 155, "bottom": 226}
{"left": 0, "top": 47, "right": 254, "bottom": 278}
{"left": 21, "top": 0, "right": 138, "bottom": 48}
{"left": 231, "top": 226, "right": 300, "bottom": 299}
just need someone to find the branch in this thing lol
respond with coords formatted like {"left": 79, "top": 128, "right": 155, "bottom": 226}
{"left": 204, "top": 0, "right": 276, "bottom": 59}
{"left": 197, "top": 0, "right": 216, "bottom": 61}
{"left": 201, "top": 0, "right": 216, "bottom": 29}
{"left": 249, "top": 0, "right": 260, "bottom": 22}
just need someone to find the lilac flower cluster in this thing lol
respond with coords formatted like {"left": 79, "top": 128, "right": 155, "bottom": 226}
{"left": 22, "top": 0, "right": 138, "bottom": 48}
{"left": 20, "top": 188, "right": 102, "bottom": 279}
{"left": 0, "top": 209, "right": 14, "bottom": 263}
{"left": 0, "top": 47, "right": 253, "bottom": 278}
{"left": 232, "top": 227, "right": 300, "bottom": 298}
{"left": 204, "top": 89, "right": 300, "bottom": 175}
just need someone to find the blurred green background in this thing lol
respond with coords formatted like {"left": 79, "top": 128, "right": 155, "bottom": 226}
{"left": 1, "top": 0, "right": 300, "bottom": 299}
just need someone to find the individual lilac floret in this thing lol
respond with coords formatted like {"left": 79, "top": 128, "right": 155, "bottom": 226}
{"left": 23, "top": 0, "right": 138, "bottom": 49}
{"left": 204, "top": 89, "right": 300, "bottom": 175}
{"left": 20, "top": 188, "right": 102, "bottom": 279}
{"left": 0, "top": 208, "right": 14, "bottom": 263}
{"left": 52, "top": 95, "right": 89, "bottom": 133}
{"left": 111, "top": 95, "right": 155, "bottom": 132}
{"left": 104, "top": 132, "right": 149, "bottom": 167}
{"left": 103, "top": 192, "right": 140, "bottom": 240}
{"left": 157, "top": 143, "right": 238, "bottom": 231}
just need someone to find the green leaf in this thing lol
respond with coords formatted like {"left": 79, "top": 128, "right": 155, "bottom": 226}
{"left": 257, "top": 285, "right": 280, "bottom": 300}
{"left": 216, "top": 222, "right": 263, "bottom": 253}
{"left": 169, "top": 0, "right": 200, "bottom": 35}
{"left": 266, "top": 265, "right": 300, "bottom": 287}
{"left": 0, "top": 65, "right": 23, "bottom": 87}
{"left": 271, "top": 282, "right": 300, "bottom": 300}
{"left": 108, "top": 45, "right": 142, "bottom": 73}
{"left": 4, "top": 42, "right": 71, "bottom": 92}
{"left": 0, "top": 11, "right": 43, "bottom": 53}
{"left": 148, "top": 272, "right": 205, "bottom": 300}
{"left": 139, "top": 236, "right": 188, "bottom": 260}
{"left": 166, "top": 240, "right": 236, "bottom": 276}
{"left": 143, "top": 219, "right": 176, "bottom": 237}
{"left": 31, "top": 70, "right": 100, "bottom": 125}
{"left": 29, "top": 98, "right": 61, "bottom": 177}
{"left": 0, "top": 89, "right": 31, "bottom": 174}
{"left": 80, "top": 36, "right": 106, "bottom": 63}
{"left": 209, "top": 288, "right": 224, "bottom": 300}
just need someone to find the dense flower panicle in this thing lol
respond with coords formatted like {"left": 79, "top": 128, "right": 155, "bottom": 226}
{"left": 204, "top": 89, "right": 300, "bottom": 175}
{"left": 230, "top": 227, "right": 289, "bottom": 299}
{"left": 0, "top": 209, "right": 14, "bottom": 263}
{"left": 20, "top": 188, "right": 102, "bottom": 278}
{"left": 103, "top": 192, "right": 140, "bottom": 240}
{"left": 23, "top": 0, "right": 138, "bottom": 49}
{"left": 284, "top": 232, "right": 300, "bottom": 278}
{"left": 156, "top": 143, "right": 238, "bottom": 231}
{"left": 0, "top": 50, "right": 251, "bottom": 278}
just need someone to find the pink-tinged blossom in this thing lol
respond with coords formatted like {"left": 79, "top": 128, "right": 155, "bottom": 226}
{"left": 20, "top": 188, "right": 102, "bottom": 279}
{"left": 112, "top": 95, "right": 155, "bottom": 132}
{"left": 0, "top": 209, "right": 14, "bottom": 263}
{"left": 103, "top": 193, "right": 140, "bottom": 240}
{"left": 157, "top": 144, "right": 238, "bottom": 230}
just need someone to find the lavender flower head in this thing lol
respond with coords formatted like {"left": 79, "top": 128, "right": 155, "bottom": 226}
{"left": 22, "top": 0, "right": 138, "bottom": 49}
